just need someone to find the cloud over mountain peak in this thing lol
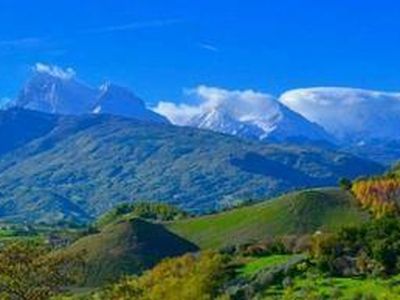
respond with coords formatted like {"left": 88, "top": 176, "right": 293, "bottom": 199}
{"left": 34, "top": 63, "right": 76, "bottom": 80}
{"left": 154, "top": 85, "right": 331, "bottom": 143}
{"left": 279, "top": 87, "right": 400, "bottom": 142}
{"left": 154, "top": 85, "right": 279, "bottom": 125}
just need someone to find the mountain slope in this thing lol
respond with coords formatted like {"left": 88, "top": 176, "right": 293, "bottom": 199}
{"left": 93, "top": 83, "right": 167, "bottom": 123}
{"left": 0, "top": 109, "right": 383, "bottom": 222}
{"left": 0, "top": 109, "right": 57, "bottom": 156}
{"left": 167, "top": 188, "right": 369, "bottom": 249}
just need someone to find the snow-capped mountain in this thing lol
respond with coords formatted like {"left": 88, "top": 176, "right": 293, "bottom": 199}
{"left": 187, "top": 103, "right": 333, "bottom": 143}
{"left": 155, "top": 86, "right": 333, "bottom": 144}
{"left": 15, "top": 64, "right": 168, "bottom": 124}
{"left": 279, "top": 87, "right": 400, "bottom": 143}
{"left": 17, "top": 68, "right": 97, "bottom": 115}
{"left": 93, "top": 82, "right": 168, "bottom": 123}
{"left": 188, "top": 108, "right": 269, "bottom": 140}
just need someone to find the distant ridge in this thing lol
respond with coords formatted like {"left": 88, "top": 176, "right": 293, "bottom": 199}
{"left": 0, "top": 108, "right": 383, "bottom": 223}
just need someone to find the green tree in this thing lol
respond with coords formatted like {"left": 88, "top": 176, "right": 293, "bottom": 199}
{"left": 339, "top": 177, "right": 353, "bottom": 191}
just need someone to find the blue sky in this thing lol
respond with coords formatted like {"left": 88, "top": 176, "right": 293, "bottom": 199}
{"left": 1, "top": 0, "right": 400, "bottom": 104}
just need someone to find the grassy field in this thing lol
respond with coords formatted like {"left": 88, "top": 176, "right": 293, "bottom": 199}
{"left": 0, "top": 227, "right": 44, "bottom": 243}
{"left": 239, "top": 254, "right": 295, "bottom": 277}
{"left": 262, "top": 274, "right": 400, "bottom": 299}
{"left": 233, "top": 251, "right": 400, "bottom": 299}
{"left": 167, "top": 188, "right": 368, "bottom": 249}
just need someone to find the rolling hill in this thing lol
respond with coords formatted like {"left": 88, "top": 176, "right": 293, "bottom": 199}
{"left": 65, "top": 188, "right": 369, "bottom": 285}
{"left": 64, "top": 218, "right": 198, "bottom": 286}
{"left": 0, "top": 109, "right": 383, "bottom": 222}
{"left": 167, "top": 188, "right": 369, "bottom": 249}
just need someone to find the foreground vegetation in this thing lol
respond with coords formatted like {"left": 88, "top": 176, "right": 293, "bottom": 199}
{"left": 0, "top": 166, "right": 399, "bottom": 299}
{"left": 48, "top": 216, "right": 400, "bottom": 299}
{"left": 0, "top": 242, "right": 84, "bottom": 299}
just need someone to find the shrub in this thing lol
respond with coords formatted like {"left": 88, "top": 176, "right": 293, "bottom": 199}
{"left": 0, "top": 241, "right": 84, "bottom": 300}
{"left": 93, "top": 251, "right": 232, "bottom": 300}
{"left": 311, "top": 217, "right": 400, "bottom": 276}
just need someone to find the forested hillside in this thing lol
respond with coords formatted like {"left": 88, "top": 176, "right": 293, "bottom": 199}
{"left": 0, "top": 109, "right": 383, "bottom": 223}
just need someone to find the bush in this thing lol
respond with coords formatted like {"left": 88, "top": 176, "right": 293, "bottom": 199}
{"left": 93, "top": 252, "right": 232, "bottom": 300}
{"left": 96, "top": 202, "right": 188, "bottom": 227}
{"left": 339, "top": 177, "right": 353, "bottom": 191}
{"left": 311, "top": 217, "right": 400, "bottom": 276}
{"left": 0, "top": 241, "right": 84, "bottom": 300}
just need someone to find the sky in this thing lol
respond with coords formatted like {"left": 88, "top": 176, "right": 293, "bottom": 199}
{"left": 1, "top": 0, "right": 400, "bottom": 105}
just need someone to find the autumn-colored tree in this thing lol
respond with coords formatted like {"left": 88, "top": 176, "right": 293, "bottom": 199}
{"left": 352, "top": 178, "right": 400, "bottom": 218}
{"left": 0, "top": 242, "right": 84, "bottom": 300}
{"left": 94, "top": 251, "right": 231, "bottom": 300}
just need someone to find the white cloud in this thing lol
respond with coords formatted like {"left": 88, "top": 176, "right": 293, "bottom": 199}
{"left": 199, "top": 43, "right": 219, "bottom": 52}
{"left": 34, "top": 63, "right": 76, "bottom": 80}
{"left": 83, "top": 19, "right": 183, "bottom": 34}
{"left": 153, "top": 102, "right": 202, "bottom": 125}
{"left": 280, "top": 87, "right": 400, "bottom": 141}
{"left": 0, "top": 37, "right": 41, "bottom": 48}
{"left": 153, "top": 85, "right": 279, "bottom": 125}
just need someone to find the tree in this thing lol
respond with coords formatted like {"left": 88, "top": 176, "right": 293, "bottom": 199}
{"left": 0, "top": 242, "right": 84, "bottom": 300}
{"left": 94, "top": 251, "right": 231, "bottom": 300}
{"left": 338, "top": 177, "right": 352, "bottom": 191}
{"left": 352, "top": 178, "right": 400, "bottom": 218}
{"left": 310, "top": 217, "right": 400, "bottom": 276}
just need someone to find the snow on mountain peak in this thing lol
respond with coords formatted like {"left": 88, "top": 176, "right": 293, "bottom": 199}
{"left": 154, "top": 85, "right": 332, "bottom": 142}
{"left": 14, "top": 64, "right": 168, "bottom": 124}
{"left": 279, "top": 87, "right": 400, "bottom": 143}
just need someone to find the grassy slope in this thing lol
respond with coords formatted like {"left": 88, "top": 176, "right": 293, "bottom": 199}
{"left": 263, "top": 275, "right": 400, "bottom": 299}
{"left": 65, "top": 187, "right": 367, "bottom": 287}
{"left": 239, "top": 254, "right": 296, "bottom": 277}
{"left": 167, "top": 188, "right": 369, "bottom": 249}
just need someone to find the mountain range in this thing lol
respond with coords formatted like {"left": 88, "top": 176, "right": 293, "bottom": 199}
{"left": 0, "top": 66, "right": 397, "bottom": 223}
{"left": 156, "top": 86, "right": 400, "bottom": 164}
{"left": 8, "top": 68, "right": 335, "bottom": 147}
{"left": 8, "top": 66, "right": 400, "bottom": 165}
{"left": 0, "top": 108, "right": 382, "bottom": 223}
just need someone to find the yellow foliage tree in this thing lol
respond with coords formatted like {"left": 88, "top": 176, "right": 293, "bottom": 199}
{"left": 94, "top": 251, "right": 230, "bottom": 300}
{"left": 0, "top": 242, "right": 84, "bottom": 300}
{"left": 352, "top": 178, "right": 400, "bottom": 218}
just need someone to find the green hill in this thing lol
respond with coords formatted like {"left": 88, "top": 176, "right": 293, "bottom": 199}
{"left": 0, "top": 109, "right": 383, "bottom": 223}
{"left": 167, "top": 188, "right": 369, "bottom": 249}
{"left": 64, "top": 218, "right": 198, "bottom": 286}
{"left": 65, "top": 188, "right": 368, "bottom": 286}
